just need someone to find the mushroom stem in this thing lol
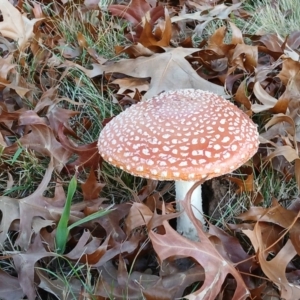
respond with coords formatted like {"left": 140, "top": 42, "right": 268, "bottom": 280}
{"left": 175, "top": 181, "right": 204, "bottom": 240}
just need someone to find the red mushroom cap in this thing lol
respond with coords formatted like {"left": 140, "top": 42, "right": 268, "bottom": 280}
{"left": 98, "top": 89, "right": 259, "bottom": 181}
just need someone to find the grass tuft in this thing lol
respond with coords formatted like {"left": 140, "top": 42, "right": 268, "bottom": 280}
{"left": 243, "top": 0, "right": 300, "bottom": 36}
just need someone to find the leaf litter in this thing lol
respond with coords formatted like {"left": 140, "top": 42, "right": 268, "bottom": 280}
{"left": 1, "top": 0, "right": 300, "bottom": 299}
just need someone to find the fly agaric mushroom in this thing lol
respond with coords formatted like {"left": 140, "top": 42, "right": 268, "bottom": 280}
{"left": 98, "top": 89, "right": 259, "bottom": 240}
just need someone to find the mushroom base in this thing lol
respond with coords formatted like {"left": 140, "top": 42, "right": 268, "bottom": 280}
{"left": 175, "top": 181, "right": 205, "bottom": 240}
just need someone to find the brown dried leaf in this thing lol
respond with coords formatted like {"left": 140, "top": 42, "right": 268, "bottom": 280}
{"left": 265, "top": 113, "right": 295, "bottom": 137}
{"left": 64, "top": 229, "right": 105, "bottom": 263}
{"left": 138, "top": 8, "right": 171, "bottom": 47}
{"left": 125, "top": 202, "right": 153, "bottom": 234}
{"left": 171, "top": 3, "right": 242, "bottom": 36}
{"left": 265, "top": 145, "right": 299, "bottom": 164}
{"left": 228, "top": 167, "right": 255, "bottom": 194}
{"left": 0, "top": 0, "right": 43, "bottom": 50}
{"left": 115, "top": 42, "right": 157, "bottom": 58}
{"left": 69, "top": 47, "right": 226, "bottom": 98}
{"left": 237, "top": 199, "right": 300, "bottom": 255}
{"left": 208, "top": 224, "right": 257, "bottom": 273}
{"left": 93, "top": 234, "right": 141, "bottom": 267}
{"left": 77, "top": 32, "right": 88, "bottom": 48}
{"left": 0, "top": 55, "right": 16, "bottom": 80}
{"left": 0, "top": 195, "right": 19, "bottom": 244}
{"left": 12, "top": 235, "right": 55, "bottom": 299}
{"left": 81, "top": 169, "right": 105, "bottom": 201}
{"left": 95, "top": 258, "right": 160, "bottom": 299}
{"left": 93, "top": 203, "right": 130, "bottom": 242}
{"left": 207, "top": 26, "right": 232, "bottom": 56}
{"left": 112, "top": 77, "right": 150, "bottom": 94}
{"left": 252, "top": 81, "right": 284, "bottom": 113}
{"left": 37, "top": 269, "right": 81, "bottom": 300}
{"left": 229, "top": 21, "right": 244, "bottom": 45}
{"left": 235, "top": 78, "right": 252, "bottom": 110}
{"left": 0, "top": 158, "right": 86, "bottom": 250}
{"left": 58, "top": 124, "right": 102, "bottom": 171}
{"left": 231, "top": 44, "right": 258, "bottom": 73}
{"left": 149, "top": 183, "right": 249, "bottom": 299}
{"left": 0, "top": 270, "right": 24, "bottom": 300}
{"left": 5, "top": 124, "right": 72, "bottom": 171}
{"left": 277, "top": 58, "right": 300, "bottom": 86}
{"left": 243, "top": 223, "right": 300, "bottom": 299}
{"left": 0, "top": 169, "right": 61, "bottom": 246}
{"left": 109, "top": 0, "right": 152, "bottom": 26}
{"left": 237, "top": 199, "right": 295, "bottom": 228}
{"left": 150, "top": 219, "right": 249, "bottom": 299}
{"left": 47, "top": 106, "right": 79, "bottom": 137}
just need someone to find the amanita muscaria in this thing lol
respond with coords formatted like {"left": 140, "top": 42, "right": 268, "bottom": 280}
{"left": 98, "top": 89, "right": 259, "bottom": 240}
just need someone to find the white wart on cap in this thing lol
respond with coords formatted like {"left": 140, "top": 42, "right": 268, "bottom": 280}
{"left": 98, "top": 89, "right": 259, "bottom": 181}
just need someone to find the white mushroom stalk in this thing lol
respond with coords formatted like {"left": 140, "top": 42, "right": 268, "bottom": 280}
{"left": 176, "top": 181, "right": 204, "bottom": 239}
{"left": 98, "top": 89, "right": 259, "bottom": 240}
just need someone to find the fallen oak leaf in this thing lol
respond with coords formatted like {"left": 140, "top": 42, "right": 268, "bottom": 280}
{"left": 112, "top": 77, "right": 149, "bottom": 94}
{"left": 149, "top": 182, "right": 250, "bottom": 299}
{"left": 0, "top": 82, "right": 30, "bottom": 97}
{"left": 237, "top": 199, "right": 300, "bottom": 256}
{"left": 115, "top": 42, "right": 159, "bottom": 58}
{"left": 251, "top": 78, "right": 290, "bottom": 114}
{"left": 149, "top": 220, "right": 250, "bottom": 299}
{"left": 93, "top": 234, "right": 141, "bottom": 267}
{"left": 95, "top": 258, "right": 162, "bottom": 299}
{"left": 4, "top": 124, "right": 72, "bottom": 172}
{"left": 37, "top": 269, "right": 81, "bottom": 300}
{"left": 81, "top": 168, "right": 105, "bottom": 201}
{"left": 0, "top": 157, "right": 85, "bottom": 250}
{"left": 57, "top": 124, "right": 102, "bottom": 171}
{"left": 0, "top": 270, "right": 24, "bottom": 300}
{"left": 252, "top": 81, "right": 281, "bottom": 113}
{"left": 63, "top": 232, "right": 141, "bottom": 265}
{"left": 234, "top": 79, "right": 252, "bottom": 111}
{"left": 208, "top": 224, "right": 258, "bottom": 274}
{"left": 262, "top": 113, "right": 296, "bottom": 142}
{"left": 18, "top": 110, "right": 47, "bottom": 126}
{"left": 264, "top": 146, "right": 300, "bottom": 169}
{"left": 277, "top": 58, "right": 300, "bottom": 86}
{"left": 237, "top": 199, "right": 295, "bottom": 228}
{"left": 108, "top": 0, "right": 154, "bottom": 27}
{"left": 0, "top": 0, "right": 43, "bottom": 50}
{"left": 125, "top": 202, "right": 154, "bottom": 235}
{"left": 152, "top": 264, "right": 205, "bottom": 299}
{"left": 243, "top": 223, "right": 300, "bottom": 299}
{"left": 227, "top": 167, "right": 255, "bottom": 194}
{"left": 171, "top": 3, "right": 242, "bottom": 37}
{"left": 0, "top": 131, "right": 8, "bottom": 147}
{"left": 138, "top": 8, "right": 171, "bottom": 47}
{"left": 47, "top": 106, "right": 79, "bottom": 138}
{"left": 95, "top": 257, "right": 205, "bottom": 299}
{"left": 14, "top": 157, "right": 61, "bottom": 249}
{"left": 0, "top": 55, "right": 16, "bottom": 80}
{"left": 231, "top": 44, "right": 258, "bottom": 73}
{"left": 0, "top": 107, "right": 27, "bottom": 124}
{"left": 92, "top": 203, "right": 131, "bottom": 242}
{"left": 65, "top": 47, "right": 226, "bottom": 98}
{"left": 12, "top": 234, "right": 55, "bottom": 300}
{"left": 64, "top": 229, "right": 107, "bottom": 264}
{"left": 0, "top": 195, "right": 19, "bottom": 245}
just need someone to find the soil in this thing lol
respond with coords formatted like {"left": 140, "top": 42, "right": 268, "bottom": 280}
{"left": 202, "top": 176, "right": 233, "bottom": 222}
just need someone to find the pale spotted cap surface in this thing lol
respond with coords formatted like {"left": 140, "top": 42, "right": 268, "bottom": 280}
{"left": 98, "top": 89, "right": 259, "bottom": 181}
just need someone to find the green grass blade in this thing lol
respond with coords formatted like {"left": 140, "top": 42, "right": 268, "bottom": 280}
{"left": 55, "top": 175, "right": 77, "bottom": 254}
{"left": 9, "top": 147, "right": 23, "bottom": 165}
{"left": 68, "top": 204, "right": 114, "bottom": 231}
